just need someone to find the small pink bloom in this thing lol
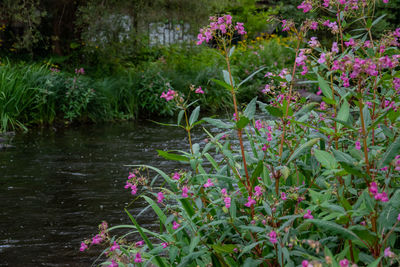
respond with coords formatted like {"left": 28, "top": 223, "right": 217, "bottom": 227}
{"left": 245, "top": 196, "right": 256, "bottom": 207}
{"left": 221, "top": 188, "right": 227, "bottom": 196}
{"left": 339, "top": 259, "right": 349, "bottom": 267}
{"left": 281, "top": 192, "right": 287, "bottom": 200}
{"left": 320, "top": 102, "right": 327, "bottom": 110}
{"left": 135, "top": 240, "right": 144, "bottom": 246}
{"left": 254, "top": 186, "right": 262, "bottom": 197}
{"left": 224, "top": 197, "right": 231, "bottom": 208}
{"left": 131, "top": 184, "right": 138, "bottom": 195}
{"left": 355, "top": 140, "right": 361, "bottom": 150}
{"left": 398, "top": 213, "right": 400, "bottom": 221}
{"left": 91, "top": 234, "right": 102, "bottom": 245}
{"left": 108, "top": 260, "right": 118, "bottom": 267}
{"left": 110, "top": 241, "right": 120, "bottom": 251}
{"left": 134, "top": 252, "right": 142, "bottom": 263}
{"left": 384, "top": 247, "right": 394, "bottom": 258}
{"left": 203, "top": 178, "right": 214, "bottom": 188}
{"left": 297, "top": 1, "right": 312, "bottom": 12}
{"left": 128, "top": 172, "right": 135, "bottom": 179}
{"left": 80, "top": 242, "right": 88, "bottom": 252}
{"left": 172, "top": 172, "right": 181, "bottom": 180}
{"left": 302, "top": 260, "right": 310, "bottom": 267}
{"left": 161, "top": 242, "right": 169, "bottom": 248}
{"left": 157, "top": 192, "right": 165, "bottom": 203}
{"left": 182, "top": 186, "right": 189, "bottom": 198}
{"left": 195, "top": 87, "right": 204, "bottom": 94}
{"left": 316, "top": 88, "right": 322, "bottom": 95}
{"left": 269, "top": 231, "right": 277, "bottom": 244}
{"left": 173, "top": 221, "right": 180, "bottom": 230}
{"left": 303, "top": 209, "right": 313, "bottom": 219}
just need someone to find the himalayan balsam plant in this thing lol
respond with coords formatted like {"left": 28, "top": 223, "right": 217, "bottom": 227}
{"left": 82, "top": 2, "right": 400, "bottom": 266}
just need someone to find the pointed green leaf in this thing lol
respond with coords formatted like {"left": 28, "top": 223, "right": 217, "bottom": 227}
{"left": 314, "top": 149, "right": 338, "bottom": 169}
{"left": 189, "top": 106, "right": 200, "bottom": 126}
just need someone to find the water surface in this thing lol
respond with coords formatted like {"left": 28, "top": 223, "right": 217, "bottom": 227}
{"left": 0, "top": 120, "right": 208, "bottom": 266}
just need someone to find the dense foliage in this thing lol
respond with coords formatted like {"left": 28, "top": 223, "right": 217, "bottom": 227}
{"left": 82, "top": 1, "right": 400, "bottom": 267}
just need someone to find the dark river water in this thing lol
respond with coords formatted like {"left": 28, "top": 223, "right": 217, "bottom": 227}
{"left": 0, "top": 120, "right": 209, "bottom": 266}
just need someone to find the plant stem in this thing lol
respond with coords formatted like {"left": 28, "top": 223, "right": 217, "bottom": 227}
{"left": 278, "top": 37, "right": 301, "bottom": 159}
{"left": 358, "top": 97, "right": 371, "bottom": 182}
{"left": 184, "top": 109, "right": 194, "bottom": 154}
{"left": 223, "top": 43, "right": 251, "bottom": 192}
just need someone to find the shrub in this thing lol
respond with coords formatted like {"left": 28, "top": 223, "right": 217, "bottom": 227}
{"left": 83, "top": 3, "right": 400, "bottom": 267}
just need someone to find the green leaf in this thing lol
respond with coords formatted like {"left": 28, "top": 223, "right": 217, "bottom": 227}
{"left": 177, "top": 110, "right": 185, "bottom": 126}
{"left": 366, "top": 257, "right": 382, "bottom": 267}
{"left": 228, "top": 46, "right": 235, "bottom": 57}
{"left": 238, "top": 67, "right": 265, "bottom": 88}
{"left": 340, "top": 162, "right": 364, "bottom": 177}
{"left": 203, "top": 117, "right": 232, "bottom": 129}
{"left": 371, "top": 14, "right": 386, "bottom": 27}
{"left": 265, "top": 105, "right": 283, "bottom": 117}
{"left": 211, "top": 78, "right": 231, "bottom": 91}
{"left": 287, "top": 138, "right": 319, "bottom": 164}
{"left": 211, "top": 244, "right": 237, "bottom": 254}
{"left": 378, "top": 190, "right": 400, "bottom": 229}
{"left": 236, "top": 116, "right": 250, "bottom": 129}
{"left": 251, "top": 160, "right": 263, "bottom": 184}
{"left": 314, "top": 149, "right": 338, "bottom": 169}
{"left": 332, "top": 149, "right": 356, "bottom": 163}
{"left": 125, "top": 209, "right": 167, "bottom": 267}
{"left": 223, "top": 70, "right": 235, "bottom": 87}
{"left": 377, "top": 136, "right": 400, "bottom": 168}
{"left": 189, "top": 106, "right": 200, "bottom": 127}
{"left": 307, "top": 219, "right": 359, "bottom": 240}
{"left": 189, "top": 235, "right": 201, "bottom": 253}
{"left": 336, "top": 100, "right": 349, "bottom": 130}
{"left": 157, "top": 150, "right": 189, "bottom": 162}
{"left": 318, "top": 75, "right": 333, "bottom": 99}
{"left": 243, "top": 97, "right": 257, "bottom": 120}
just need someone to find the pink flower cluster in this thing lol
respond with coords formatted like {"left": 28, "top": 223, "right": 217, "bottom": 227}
{"left": 221, "top": 188, "right": 231, "bottom": 208}
{"left": 75, "top": 67, "right": 85, "bottom": 75}
{"left": 303, "top": 209, "right": 313, "bottom": 219}
{"left": 394, "top": 155, "right": 400, "bottom": 171}
{"left": 196, "top": 15, "right": 246, "bottom": 45}
{"left": 160, "top": 89, "right": 177, "bottom": 101}
{"left": 369, "top": 182, "right": 389, "bottom": 202}
{"left": 203, "top": 178, "right": 214, "bottom": 188}
{"left": 339, "top": 259, "right": 349, "bottom": 267}
{"left": 269, "top": 231, "right": 278, "bottom": 244}
{"left": 297, "top": 1, "right": 312, "bottom": 13}
{"left": 323, "top": 20, "right": 338, "bottom": 33}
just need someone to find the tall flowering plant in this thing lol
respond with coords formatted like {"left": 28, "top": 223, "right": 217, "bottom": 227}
{"left": 83, "top": 2, "right": 400, "bottom": 266}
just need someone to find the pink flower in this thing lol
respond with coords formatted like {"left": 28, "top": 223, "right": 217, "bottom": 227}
{"left": 75, "top": 68, "right": 85, "bottom": 75}
{"left": 157, "top": 192, "right": 165, "bottom": 203}
{"left": 161, "top": 242, "right": 169, "bottom": 248}
{"left": 297, "top": 1, "right": 312, "bottom": 12}
{"left": 262, "top": 144, "right": 267, "bottom": 151}
{"left": 383, "top": 0, "right": 389, "bottom": 3}
{"left": 173, "top": 221, "right": 180, "bottom": 230}
{"left": 320, "top": 102, "right": 327, "bottom": 110}
{"left": 235, "top": 22, "right": 246, "bottom": 35}
{"left": 79, "top": 242, "right": 88, "bottom": 252}
{"left": 224, "top": 197, "right": 231, "bottom": 208}
{"left": 318, "top": 53, "right": 326, "bottom": 64}
{"left": 384, "top": 247, "right": 394, "bottom": 258}
{"left": 172, "top": 172, "right": 181, "bottom": 180}
{"left": 124, "top": 181, "right": 132, "bottom": 189}
{"left": 345, "top": 38, "right": 356, "bottom": 47}
{"left": 301, "top": 65, "right": 308, "bottom": 76}
{"left": 281, "top": 192, "right": 287, "bottom": 200}
{"left": 204, "top": 178, "right": 214, "bottom": 188}
{"left": 355, "top": 140, "right": 361, "bottom": 150}
{"left": 369, "top": 182, "right": 378, "bottom": 195}
{"left": 110, "top": 241, "right": 120, "bottom": 251}
{"left": 135, "top": 240, "right": 144, "bottom": 247}
{"left": 134, "top": 252, "right": 142, "bottom": 263}
{"left": 108, "top": 260, "right": 118, "bottom": 267}
{"left": 221, "top": 188, "right": 227, "bottom": 196}
{"left": 339, "top": 259, "right": 349, "bottom": 267}
{"left": 128, "top": 172, "right": 135, "bottom": 179}
{"left": 91, "top": 234, "right": 102, "bottom": 245}
{"left": 195, "top": 87, "right": 204, "bottom": 94}
{"left": 303, "top": 209, "right": 313, "bottom": 219}
{"left": 397, "top": 213, "right": 400, "bottom": 221}
{"left": 254, "top": 186, "right": 263, "bottom": 197}
{"left": 131, "top": 184, "right": 138, "bottom": 195}
{"left": 316, "top": 88, "right": 322, "bottom": 95}
{"left": 245, "top": 196, "right": 256, "bottom": 207}
{"left": 181, "top": 186, "right": 189, "bottom": 198}
{"left": 310, "top": 21, "right": 318, "bottom": 30}
{"left": 269, "top": 231, "right": 278, "bottom": 244}
{"left": 160, "top": 89, "right": 176, "bottom": 101}
{"left": 332, "top": 42, "right": 339, "bottom": 53}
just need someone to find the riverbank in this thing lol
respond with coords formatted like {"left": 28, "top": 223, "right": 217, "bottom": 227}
{"left": 0, "top": 35, "right": 295, "bottom": 133}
